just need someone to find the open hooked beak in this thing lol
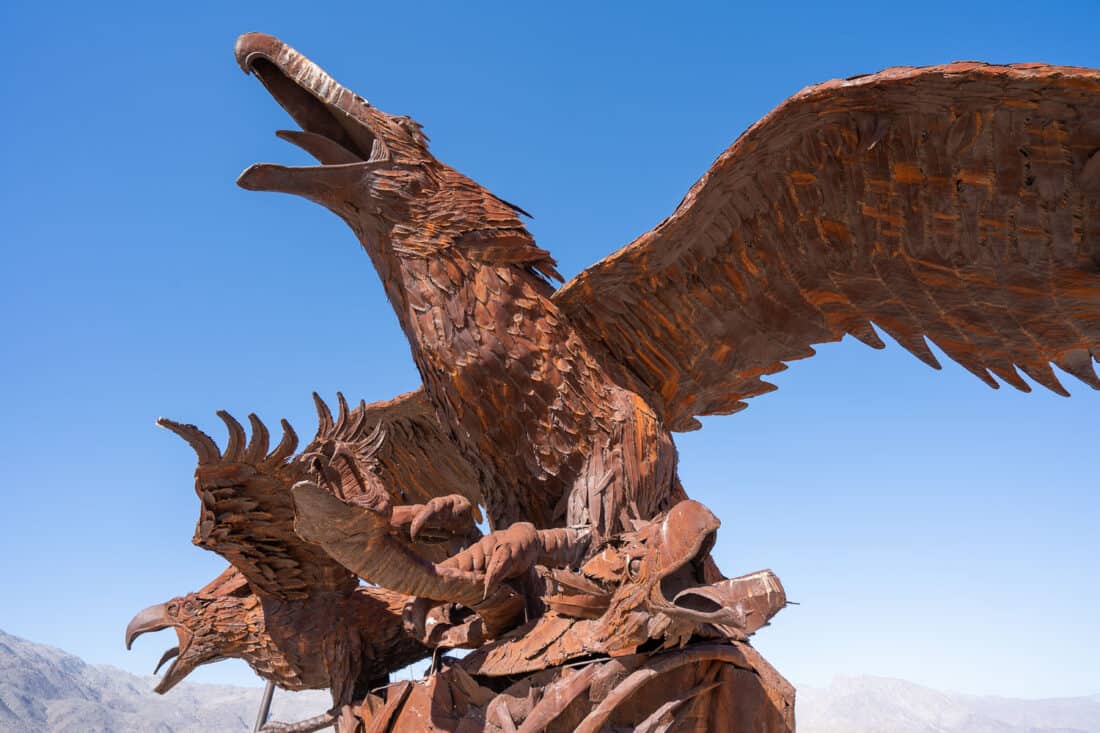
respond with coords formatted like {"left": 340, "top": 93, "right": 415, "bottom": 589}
{"left": 639, "top": 500, "right": 787, "bottom": 634}
{"left": 233, "top": 32, "right": 389, "bottom": 199}
{"left": 125, "top": 604, "right": 195, "bottom": 694}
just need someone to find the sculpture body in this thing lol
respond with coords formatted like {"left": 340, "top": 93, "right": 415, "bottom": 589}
{"left": 127, "top": 33, "right": 1100, "bottom": 732}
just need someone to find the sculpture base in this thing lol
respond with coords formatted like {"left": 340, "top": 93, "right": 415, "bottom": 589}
{"left": 358, "top": 641, "right": 794, "bottom": 732}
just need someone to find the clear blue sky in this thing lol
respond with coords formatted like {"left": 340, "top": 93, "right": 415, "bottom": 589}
{"left": 1, "top": 0, "right": 1097, "bottom": 700}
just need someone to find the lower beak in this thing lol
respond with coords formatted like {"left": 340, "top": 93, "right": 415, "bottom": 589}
{"left": 657, "top": 569, "right": 787, "bottom": 636}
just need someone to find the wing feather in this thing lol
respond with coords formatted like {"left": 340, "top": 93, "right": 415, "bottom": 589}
{"left": 554, "top": 62, "right": 1100, "bottom": 430}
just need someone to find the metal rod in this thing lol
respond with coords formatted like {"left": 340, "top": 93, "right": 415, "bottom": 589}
{"left": 253, "top": 680, "right": 276, "bottom": 732}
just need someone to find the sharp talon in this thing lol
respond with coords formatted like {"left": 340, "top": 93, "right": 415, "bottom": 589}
{"left": 407, "top": 494, "right": 474, "bottom": 543}
{"left": 409, "top": 506, "right": 430, "bottom": 542}
{"left": 484, "top": 549, "right": 505, "bottom": 598}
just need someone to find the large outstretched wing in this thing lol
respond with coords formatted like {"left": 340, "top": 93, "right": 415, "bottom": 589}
{"left": 158, "top": 388, "right": 481, "bottom": 599}
{"left": 554, "top": 62, "right": 1100, "bottom": 431}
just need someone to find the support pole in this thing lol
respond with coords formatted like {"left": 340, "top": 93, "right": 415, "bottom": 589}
{"left": 253, "top": 680, "right": 276, "bottom": 732}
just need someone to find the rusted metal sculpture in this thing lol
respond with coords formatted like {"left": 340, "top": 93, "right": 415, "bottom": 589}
{"left": 124, "top": 396, "right": 472, "bottom": 729}
{"left": 128, "top": 32, "right": 1100, "bottom": 732}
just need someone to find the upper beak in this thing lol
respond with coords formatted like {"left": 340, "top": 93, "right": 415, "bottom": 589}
{"left": 125, "top": 603, "right": 172, "bottom": 650}
{"left": 233, "top": 32, "right": 379, "bottom": 163}
{"left": 234, "top": 32, "right": 285, "bottom": 75}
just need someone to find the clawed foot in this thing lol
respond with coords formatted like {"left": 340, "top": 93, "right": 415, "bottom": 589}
{"left": 401, "top": 522, "right": 541, "bottom": 645}
{"left": 481, "top": 521, "right": 539, "bottom": 598}
{"left": 397, "top": 494, "right": 477, "bottom": 543}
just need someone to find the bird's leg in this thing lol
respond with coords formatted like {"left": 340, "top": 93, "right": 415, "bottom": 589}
{"left": 400, "top": 522, "right": 540, "bottom": 647}
{"left": 446, "top": 522, "right": 593, "bottom": 599}
{"left": 403, "top": 523, "right": 594, "bottom": 646}
{"left": 391, "top": 494, "right": 478, "bottom": 543}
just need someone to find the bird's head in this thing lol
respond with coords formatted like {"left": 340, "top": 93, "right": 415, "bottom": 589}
{"left": 125, "top": 566, "right": 265, "bottom": 693}
{"left": 234, "top": 33, "right": 555, "bottom": 282}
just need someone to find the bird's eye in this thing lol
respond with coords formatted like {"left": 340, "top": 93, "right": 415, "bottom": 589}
{"left": 628, "top": 558, "right": 643, "bottom": 580}
{"left": 183, "top": 601, "right": 196, "bottom": 614}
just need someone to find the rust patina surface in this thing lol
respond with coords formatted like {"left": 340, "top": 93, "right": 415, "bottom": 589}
{"left": 127, "top": 33, "right": 1100, "bottom": 732}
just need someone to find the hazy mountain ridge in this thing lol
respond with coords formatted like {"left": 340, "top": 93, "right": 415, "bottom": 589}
{"left": 0, "top": 629, "right": 328, "bottom": 732}
{"left": 798, "top": 675, "right": 1100, "bottom": 733}
{"left": 1, "top": 628, "right": 1097, "bottom": 732}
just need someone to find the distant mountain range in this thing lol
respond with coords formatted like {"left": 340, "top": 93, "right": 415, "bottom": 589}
{"left": 1, "top": 628, "right": 1096, "bottom": 732}
{"left": 0, "top": 629, "right": 327, "bottom": 732}
{"left": 798, "top": 676, "right": 1100, "bottom": 733}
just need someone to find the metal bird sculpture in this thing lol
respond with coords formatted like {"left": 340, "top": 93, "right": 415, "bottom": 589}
{"left": 134, "top": 32, "right": 1100, "bottom": 733}
{"left": 233, "top": 28, "right": 1099, "bottom": 589}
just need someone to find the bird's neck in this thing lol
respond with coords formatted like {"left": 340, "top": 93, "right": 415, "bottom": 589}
{"left": 382, "top": 247, "right": 617, "bottom": 528}
{"left": 231, "top": 594, "right": 313, "bottom": 690}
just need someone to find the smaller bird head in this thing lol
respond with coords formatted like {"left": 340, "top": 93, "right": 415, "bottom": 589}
{"left": 585, "top": 500, "right": 786, "bottom": 645}
{"left": 125, "top": 567, "right": 264, "bottom": 693}
{"left": 591, "top": 499, "right": 723, "bottom": 614}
